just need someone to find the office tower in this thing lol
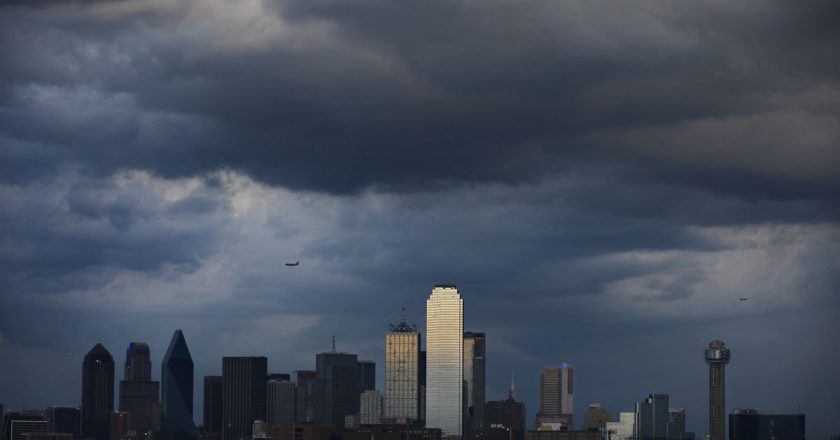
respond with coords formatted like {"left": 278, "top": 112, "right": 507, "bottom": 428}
{"left": 606, "top": 413, "right": 636, "bottom": 440}
{"left": 635, "top": 394, "right": 669, "bottom": 440}
{"left": 293, "top": 371, "right": 316, "bottom": 423}
{"left": 729, "top": 409, "right": 805, "bottom": 440}
{"left": 46, "top": 407, "right": 81, "bottom": 438}
{"left": 536, "top": 364, "right": 573, "bottom": 430}
{"left": 222, "top": 357, "right": 268, "bottom": 440}
{"left": 267, "top": 379, "right": 296, "bottom": 427}
{"left": 358, "top": 362, "right": 376, "bottom": 393}
{"left": 384, "top": 315, "right": 421, "bottom": 420}
{"left": 161, "top": 330, "right": 196, "bottom": 440}
{"left": 82, "top": 343, "right": 115, "bottom": 440}
{"left": 252, "top": 421, "right": 268, "bottom": 440}
{"left": 203, "top": 376, "right": 223, "bottom": 434}
{"left": 359, "top": 390, "right": 383, "bottom": 425}
{"left": 582, "top": 404, "right": 612, "bottom": 432}
{"left": 418, "top": 351, "right": 426, "bottom": 422}
{"left": 484, "top": 379, "right": 526, "bottom": 440}
{"left": 705, "top": 341, "right": 730, "bottom": 440}
{"left": 119, "top": 342, "right": 160, "bottom": 439}
{"left": 667, "top": 409, "right": 688, "bottom": 440}
{"left": 426, "top": 284, "right": 464, "bottom": 438}
{"left": 463, "top": 332, "right": 486, "bottom": 434}
{"left": 314, "top": 350, "right": 359, "bottom": 429}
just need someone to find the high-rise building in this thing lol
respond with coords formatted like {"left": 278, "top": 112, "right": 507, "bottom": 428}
{"left": 314, "top": 350, "right": 359, "bottom": 429}
{"left": 418, "top": 351, "right": 426, "bottom": 422}
{"left": 161, "top": 330, "right": 196, "bottom": 440}
{"left": 222, "top": 357, "right": 268, "bottom": 440}
{"left": 119, "top": 342, "right": 160, "bottom": 439}
{"left": 484, "top": 379, "right": 526, "bottom": 440}
{"left": 667, "top": 409, "right": 688, "bottom": 440}
{"left": 358, "top": 362, "right": 376, "bottom": 394}
{"left": 729, "top": 409, "right": 804, "bottom": 440}
{"left": 426, "top": 284, "right": 464, "bottom": 438}
{"left": 82, "top": 343, "right": 115, "bottom": 440}
{"left": 46, "top": 407, "right": 81, "bottom": 438}
{"left": 293, "top": 371, "right": 316, "bottom": 423}
{"left": 359, "top": 390, "right": 383, "bottom": 425}
{"left": 582, "top": 404, "right": 612, "bottom": 432}
{"left": 463, "top": 332, "right": 486, "bottom": 434}
{"left": 705, "top": 341, "right": 730, "bottom": 440}
{"left": 203, "top": 376, "right": 223, "bottom": 434}
{"left": 384, "top": 315, "right": 421, "bottom": 421}
{"left": 267, "top": 379, "right": 296, "bottom": 427}
{"left": 634, "top": 394, "right": 668, "bottom": 440}
{"left": 536, "top": 365, "right": 573, "bottom": 431}
{"left": 606, "top": 413, "right": 635, "bottom": 440}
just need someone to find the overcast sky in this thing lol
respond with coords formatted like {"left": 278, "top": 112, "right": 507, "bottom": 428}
{"left": 0, "top": 0, "right": 838, "bottom": 438}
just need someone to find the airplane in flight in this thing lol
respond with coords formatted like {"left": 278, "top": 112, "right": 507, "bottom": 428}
{"left": 285, "top": 261, "right": 300, "bottom": 267}
{"left": 739, "top": 297, "right": 748, "bottom": 301}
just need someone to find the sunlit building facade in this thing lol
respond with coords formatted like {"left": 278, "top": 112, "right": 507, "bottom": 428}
{"left": 426, "top": 285, "right": 464, "bottom": 438}
{"left": 385, "top": 316, "right": 421, "bottom": 420}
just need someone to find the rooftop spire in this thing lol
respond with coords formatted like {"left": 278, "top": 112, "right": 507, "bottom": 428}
{"left": 332, "top": 335, "right": 336, "bottom": 353}
{"left": 508, "top": 373, "right": 517, "bottom": 401}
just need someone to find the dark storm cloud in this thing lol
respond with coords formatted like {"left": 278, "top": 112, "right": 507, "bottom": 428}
{"left": 0, "top": 0, "right": 838, "bottom": 197}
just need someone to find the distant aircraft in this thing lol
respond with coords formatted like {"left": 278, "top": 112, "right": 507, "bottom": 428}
{"left": 739, "top": 297, "right": 748, "bottom": 301}
{"left": 285, "top": 261, "right": 300, "bottom": 267}
{"left": 67, "top": 351, "right": 74, "bottom": 357}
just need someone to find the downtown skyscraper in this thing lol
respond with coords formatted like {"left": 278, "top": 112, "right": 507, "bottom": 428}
{"left": 537, "top": 364, "right": 574, "bottom": 430}
{"left": 81, "top": 343, "right": 115, "bottom": 440}
{"left": 161, "top": 330, "right": 196, "bottom": 440}
{"left": 119, "top": 342, "right": 160, "bottom": 439}
{"left": 426, "top": 284, "right": 464, "bottom": 438}
{"left": 384, "top": 313, "right": 421, "bottom": 420}
{"left": 314, "top": 349, "right": 358, "bottom": 429}
{"left": 463, "top": 332, "right": 486, "bottom": 433}
{"left": 222, "top": 357, "right": 268, "bottom": 440}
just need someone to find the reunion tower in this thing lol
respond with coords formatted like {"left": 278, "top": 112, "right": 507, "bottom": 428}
{"left": 705, "top": 340, "right": 731, "bottom": 440}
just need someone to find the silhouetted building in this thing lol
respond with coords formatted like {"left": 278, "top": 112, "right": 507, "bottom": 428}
{"left": 4, "top": 412, "right": 45, "bottom": 440}
{"left": 203, "top": 376, "right": 223, "bottom": 434}
{"left": 705, "top": 341, "right": 730, "bottom": 440}
{"left": 119, "top": 342, "right": 160, "bottom": 439}
{"left": 418, "top": 351, "right": 426, "bottom": 422}
{"left": 464, "top": 332, "right": 486, "bottom": 436}
{"left": 267, "top": 379, "right": 296, "bottom": 427}
{"left": 426, "top": 285, "right": 464, "bottom": 438}
{"left": 161, "top": 330, "right": 196, "bottom": 440}
{"left": 222, "top": 357, "right": 267, "bottom": 440}
{"left": 536, "top": 365, "right": 573, "bottom": 431}
{"left": 360, "top": 390, "right": 383, "bottom": 425}
{"left": 729, "top": 409, "right": 805, "bottom": 440}
{"left": 582, "top": 404, "right": 611, "bottom": 432}
{"left": 667, "top": 409, "right": 694, "bottom": 440}
{"left": 314, "top": 350, "right": 358, "bottom": 429}
{"left": 45, "top": 407, "right": 80, "bottom": 438}
{"left": 358, "top": 362, "right": 377, "bottom": 394}
{"left": 293, "top": 371, "right": 316, "bottom": 423}
{"left": 606, "top": 413, "right": 635, "bottom": 440}
{"left": 635, "top": 394, "right": 668, "bottom": 440}
{"left": 484, "top": 380, "right": 525, "bottom": 440}
{"left": 385, "top": 315, "right": 421, "bottom": 421}
{"left": 23, "top": 433, "right": 73, "bottom": 440}
{"left": 82, "top": 343, "right": 115, "bottom": 440}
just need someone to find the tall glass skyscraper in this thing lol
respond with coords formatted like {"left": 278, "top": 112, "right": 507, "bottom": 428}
{"left": 82, "top": 343, "right": 114, "bottom": 440}
{"left": 463, "top": 332, "right": 486, "bottom": 432}
{"left": 384, "top": 314, "right": 420, "bottom": 420}
{"left": 119, "top": 342, "right": 160, "bottom": 438}
{"left": 161, "top": 330, "right": 196, "bottom": 440}
{"left": 426, "top": 284, "right": 463, "bottom": 438}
